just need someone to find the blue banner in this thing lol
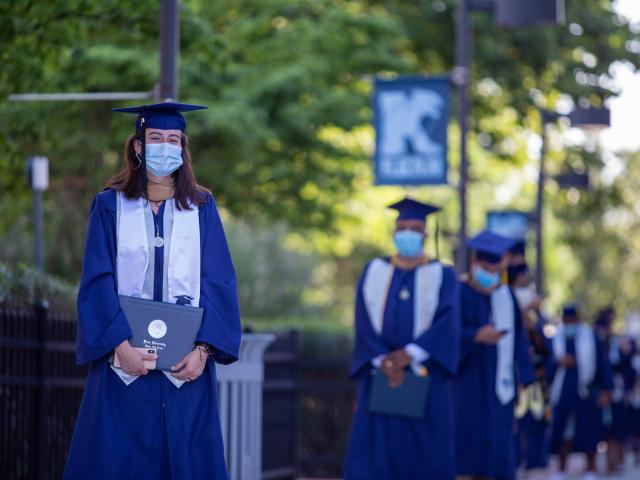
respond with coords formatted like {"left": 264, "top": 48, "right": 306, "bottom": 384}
{"left": 373, "top": 76, "right": 450, "bottom": 185}
{"left": 486, "top": 210, "right": 530, "bottom": 240}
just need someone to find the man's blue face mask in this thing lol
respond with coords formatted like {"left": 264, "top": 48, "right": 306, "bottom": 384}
{"left": 473, "top": 264, "right": 501, "bottom": 290}
{"left": 393, "top": 229, "right": 424, "bottom": 258}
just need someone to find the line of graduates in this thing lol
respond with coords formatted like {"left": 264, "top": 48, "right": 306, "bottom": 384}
{"left": 343, "top": 197, "right": 640, "bottom": 480}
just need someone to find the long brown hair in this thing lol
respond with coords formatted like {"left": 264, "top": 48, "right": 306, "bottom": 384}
{"left": 107, "top": 132, "right": 210, "bottom": 209}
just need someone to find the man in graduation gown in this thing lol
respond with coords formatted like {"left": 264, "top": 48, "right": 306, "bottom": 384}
{"left": 64, "top": 102, "right": 242, "bottom": 479}
{"left": 455, "top": 231, "right": 534, "bottom": 480}
{"left": 548, "top": 305, "right": 613, "bottom": 480}
{"left": 508, "top": 248, "right": 554, "bottom": 473}
{"left": 343, "top": 197, "right": 461, "bottom": 480}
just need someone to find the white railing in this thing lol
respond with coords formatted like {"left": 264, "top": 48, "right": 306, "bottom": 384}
{"left": 217, "top": 333, "right": 276, "bottom": 480}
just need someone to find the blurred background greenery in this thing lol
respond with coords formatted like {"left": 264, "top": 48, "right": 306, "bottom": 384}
{"left": 1, "top": 0, "right": 639, "bottom": 330}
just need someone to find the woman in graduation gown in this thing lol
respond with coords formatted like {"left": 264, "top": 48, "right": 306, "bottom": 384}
{"left": 343, "top": 198, "right": 461, "bottom": 480}
{"left": 64, "top": 102, "right": 241, "bottom": 480}
{"left": 547, "top": 305, "right": 613, "bottom": 480}
{"left": 454, "top": 231, "right": 535, "bottom": 480}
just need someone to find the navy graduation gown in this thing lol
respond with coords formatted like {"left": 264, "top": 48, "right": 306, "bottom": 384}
{"left": 606, "top": 336, "right": 636, "bottom": 441}
{"left": 549, "top": 328, "right": 614, "bottom": 453}
{"left": 64, "top": 189, "right": 241, "bottom": 480}
{"left": 516, "top": 315, "right": 555, "bottom": 470}
{"left": 454, "top": 282, "right": 534, "bottom": 480}
{"left": 344, "top": 259, "right": 461, "bottom": 480}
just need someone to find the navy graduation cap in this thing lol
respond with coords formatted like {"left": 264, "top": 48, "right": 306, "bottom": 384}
{"left": 507, "top": 262, "right": 529, "bottom": 284}
{"left": 112, "top": 100, "right": 207, "bottom": 132}
{"left": 562, "top": 303, "right": 578, "bottom": 318}
{"left": 467, "top": 230, "right": 516, "bottom": 264}
{"left": 508, "top": 239, "right": 526, "bottom": 256}
{"left": 388, "top": 197, "right": 441, "bottom": 221}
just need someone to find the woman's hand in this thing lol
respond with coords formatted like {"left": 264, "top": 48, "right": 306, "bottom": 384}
{"left": 170, "top": 346, "right": 208, "bottom": 382}
{"left": 114, "top": 340, "right": 158, "bottom": 376}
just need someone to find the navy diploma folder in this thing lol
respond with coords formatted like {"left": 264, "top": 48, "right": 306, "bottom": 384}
{"left": 368, "top": 369, "right": 430, "bottom": 419}
{"left": 118, "top": 295, "right": 204, "bottom": 371}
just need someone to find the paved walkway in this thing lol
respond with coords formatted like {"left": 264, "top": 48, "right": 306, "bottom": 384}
{"left": 521, "top": 452, "right": 640, "bottom": 479}
{"left": 301, "top": 453, "right": 640, "bottom": 479}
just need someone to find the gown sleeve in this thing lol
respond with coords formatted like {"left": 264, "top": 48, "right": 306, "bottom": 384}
{"left": 410, "top": 266, "right": 461, "bottom": 376}
{"left": 513, "top": 292, "right": 535, "bottom": 386}
{"left": 196, "top": 195, "right": 241, "bottom": 365}
{"left": 459, "top": 284, "right": 480, "bottom": 364}
{"left": 75, "top": 192, "right": 132, "bottom": 365}
{"left": 349, "top": 263, "right": 389, "bottom": 380}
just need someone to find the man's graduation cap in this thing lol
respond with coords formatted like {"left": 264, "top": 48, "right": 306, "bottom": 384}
{"left": 467, "top": 230, "right": 516, "bottom": 264}
{"left": 508, "top": 239, "right": 526, "bottom": 256}
{"left": 387, "top": 197, "right": 441, "bottom": 221}
{"left": 112, "top": 101, "right": 207, "bottom": 132}
{"left": 562, "top": 303, "right": 578, "bottom": 318}
{"left": 507, "top": 262, "right": 529, "bottom": 284}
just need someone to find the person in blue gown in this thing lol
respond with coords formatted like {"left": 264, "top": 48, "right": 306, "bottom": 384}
{"left": 629, "top": 341, "right": 640, "bottom": 465}
{"left": 548, "top": 305, "right": 613, "bottom": 480}
{"left": 64, "top": 102, "right": 241, "bottom": 479}
{"left": 454, "top": 231, "right": 535, "bottom": 480}
{"left": 595, "top": 307, "right": 635, "bottom": 473}
{"left": 508, "top": 253, "right": 554, "bottom": 473}
{"left": 343, "top": 197, "right": 461, "bottom": 480}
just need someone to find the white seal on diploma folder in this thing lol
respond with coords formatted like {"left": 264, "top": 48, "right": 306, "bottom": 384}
{"left": 148, "top": 319, "right": 168, "bottom": 339}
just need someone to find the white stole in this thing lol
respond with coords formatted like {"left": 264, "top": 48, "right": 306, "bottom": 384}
{"left": 362, "top": 258, "right": 443, "bottom": 338}
{"left": 492, "top": 285, "right": 516, "bottom": 405}
{"left": 550, "top": 324, "right": 596, "bottom": 405}
{"left": 113, "top": 191, "right": 201, "bottom": 387}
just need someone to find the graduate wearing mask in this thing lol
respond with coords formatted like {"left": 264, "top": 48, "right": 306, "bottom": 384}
{"left": 594, "top": 307, "right": 635, "bottom": 474}
{"left": 343, "top": 197, "right": 461, "bottom": 480}
{"left": 548, "top": 305, "right": 613, "bottom": 480}
{"left": 455, "top": 231, "right": 535, "bottom": 480}
{"left": 64, "top": 102, "right": 241, "bottom": 479}
{"left": 508, "top": 245, "right": 554, "bottom": 473}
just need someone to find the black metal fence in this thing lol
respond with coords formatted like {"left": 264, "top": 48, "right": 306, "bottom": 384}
{"left": 263, "top": 330, "right": 301, "bottom": 480}
{"left": 0, "top": 303, "right": 85, "bottom": 480}
{"left": 299, "top": 332, "right": 356, "bottom": 477}
{"left": 0, "top": 304, "right": 303, "bottom": 480}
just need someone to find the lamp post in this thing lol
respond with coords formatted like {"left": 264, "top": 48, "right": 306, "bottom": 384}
{"left": 158, "top": 0, "right": 180, "bottom": 100}
{"left": 535, "top": 106, "right": 610, "bottom": 294}
{"left": 454, "top": 0, "right": 565, "bottom": 272}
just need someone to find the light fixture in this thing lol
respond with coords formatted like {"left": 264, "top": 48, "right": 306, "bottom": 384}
{"left": 495, "top": 0, "right": 566, "bottom": 27}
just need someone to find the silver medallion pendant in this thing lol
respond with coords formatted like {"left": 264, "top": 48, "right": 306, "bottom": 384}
{"left": 154, "top": 236, "right": 165, "bottom": 248}
{"left": 399, "top": 287, "right": 411, "bottom": 301}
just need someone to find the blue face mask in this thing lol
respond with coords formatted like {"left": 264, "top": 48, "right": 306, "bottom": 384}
{"left": 393, "top": 230, "right": 424, "bottom": 258}
{"left": 145, "top": 142, "right": 183, "bottom": 177}
{"left": 473, "top": 265, "right": 501, "bottom": 290}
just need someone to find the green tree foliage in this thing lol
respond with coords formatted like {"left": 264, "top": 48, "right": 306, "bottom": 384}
{"left": 0, "top": 1, "right": 638, "bottom": 319}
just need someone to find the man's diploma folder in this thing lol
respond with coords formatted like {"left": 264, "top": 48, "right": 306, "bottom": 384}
{"left": 119, "top": 295, "right": 203, "bottom": 371}
{"left": 368, "top": 369, "right": 429, "bottom": 419}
